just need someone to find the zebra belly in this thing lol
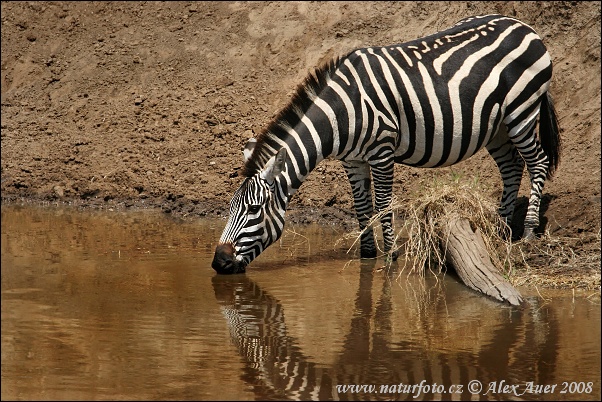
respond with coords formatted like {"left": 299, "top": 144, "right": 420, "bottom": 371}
{"left": 393, "top": 120, "right": 500, "bottom": 168}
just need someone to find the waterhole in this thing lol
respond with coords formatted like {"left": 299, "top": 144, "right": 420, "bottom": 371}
{"left": 1, "top": 204, "right": 600, "bottom": 400}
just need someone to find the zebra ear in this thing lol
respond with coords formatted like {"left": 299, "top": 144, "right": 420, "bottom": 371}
{"left": 260, "top": 148, "right": 287, "bottom": 183}
{"left": 243, "top": 138, "right": 257, "bottom": 163}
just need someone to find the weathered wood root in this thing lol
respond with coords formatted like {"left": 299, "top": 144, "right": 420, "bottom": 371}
{"left": 440, "top": 218, "right": 524, "bottom": 306}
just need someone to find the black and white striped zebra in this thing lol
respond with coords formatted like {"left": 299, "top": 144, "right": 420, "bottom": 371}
{"left": 212, "top": 14, "right": 560, "bottom": 274}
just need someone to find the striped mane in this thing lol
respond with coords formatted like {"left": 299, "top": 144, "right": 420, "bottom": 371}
{"left": 241, "top": 54, "right": 349, "bottom": 177}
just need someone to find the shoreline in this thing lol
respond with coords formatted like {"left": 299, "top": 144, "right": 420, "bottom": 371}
{"left": 3, "top": 196, "right": 599, "bottom": 293}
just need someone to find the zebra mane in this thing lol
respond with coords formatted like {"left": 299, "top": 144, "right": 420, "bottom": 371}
{"left": 241, "top": 54, "right": 348, "bottom": 177}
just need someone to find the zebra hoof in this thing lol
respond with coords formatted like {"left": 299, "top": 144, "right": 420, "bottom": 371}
{"left": 497, "top": 225, "right": 513, "bottom": 241}
{"left": 384, "top": 251, "right": 399, "bottom": 265}
{"left": 360, "top": 248, "right": 377, "bottom": 259}
{"left": 522, "top": 228, "right": 536, "bottom": 240}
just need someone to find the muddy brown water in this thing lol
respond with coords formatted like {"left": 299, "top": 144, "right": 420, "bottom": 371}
{"left": 1, "top": 204, "right": 600, "bottom": 401}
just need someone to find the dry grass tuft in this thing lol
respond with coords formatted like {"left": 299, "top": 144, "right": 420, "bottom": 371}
{"left": 340, "top": 174, "right": 601, "bottom": 291}
{"left": 392, "top": 175, "right": 512, "bottom": 278}
{"left": 509, "top": 230, "right": 601, "bottom": 290}
{"left": 341, "top": 174, "right": 512, "bottom": 276}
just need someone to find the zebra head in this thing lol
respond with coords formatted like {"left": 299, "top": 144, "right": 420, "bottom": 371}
{"left": 212, "top": 141, "right": 288, "bottom": 274}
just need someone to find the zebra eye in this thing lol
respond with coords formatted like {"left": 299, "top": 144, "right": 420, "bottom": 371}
{"left": 247, "top": 205, "right": 261, "bottom": 215}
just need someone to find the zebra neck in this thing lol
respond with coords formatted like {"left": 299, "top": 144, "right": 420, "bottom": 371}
{"left": 272, "top": 152, "right": 322, "bottom": 210}
{"left": 250, "top": 82, "right": 341, "bottom": 200}
{"left": 269, "top": 125, "right": 330, "bottom": 200}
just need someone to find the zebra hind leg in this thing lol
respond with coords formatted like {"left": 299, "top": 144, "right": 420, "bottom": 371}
{"left": 486, "top": 136, "right": 525, "bottom": 241}
{"left": 506, "top": 114, "right": 550, "bottom": 240}
{"left": 342, "top": 161, "right": 377, "bottom": 258}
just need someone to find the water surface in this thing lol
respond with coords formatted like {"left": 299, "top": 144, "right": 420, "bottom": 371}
{"left": 1, "top": 204, "right": 600, "bottom": 400}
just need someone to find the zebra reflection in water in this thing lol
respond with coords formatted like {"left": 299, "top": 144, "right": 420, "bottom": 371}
{"left": 212, "top": 263, "right": 559, "bottom": 401}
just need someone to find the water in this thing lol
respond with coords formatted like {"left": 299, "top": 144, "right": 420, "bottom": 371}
{"left": 1, "top": 204, "right": 600, "bottom": 400}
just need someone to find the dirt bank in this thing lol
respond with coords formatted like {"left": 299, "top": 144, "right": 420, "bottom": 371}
{"left": 1, "top": 2, "right": 600, "bottom": 286}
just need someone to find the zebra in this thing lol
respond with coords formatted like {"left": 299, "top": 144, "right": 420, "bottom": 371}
{"left": 212, "top": 14, "right": 561, "bottom": 275}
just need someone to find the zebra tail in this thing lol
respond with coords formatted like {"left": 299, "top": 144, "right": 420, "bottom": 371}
{"left": 540, "top": 91, "right": 561, "bottom": 180}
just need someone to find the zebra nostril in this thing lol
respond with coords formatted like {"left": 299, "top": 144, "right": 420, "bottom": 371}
{"left": 212, "top": 257, "right": 234, "bottom": 274}
{"left": 212, "top": 243, "right": 242, "bottom": 274}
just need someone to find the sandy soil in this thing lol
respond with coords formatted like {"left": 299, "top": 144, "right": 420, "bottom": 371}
{"left": 1, "top": 2, "right": 600, "bottom": 286}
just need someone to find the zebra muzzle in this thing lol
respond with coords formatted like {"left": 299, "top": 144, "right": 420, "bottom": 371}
{"left": 212, "top": 243, "right": 246, "bottom": 274}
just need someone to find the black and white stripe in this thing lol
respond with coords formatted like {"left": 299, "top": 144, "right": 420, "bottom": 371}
{"left": 213, "top": 14, "right": 560, "bottom": 273}
{"left": 212, "top": 275, "right": 333, "bottom": 400}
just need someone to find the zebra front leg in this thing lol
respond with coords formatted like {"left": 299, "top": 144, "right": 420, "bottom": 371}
{"left": 342, "top": 161, "right": 377, "bottom": 258}
{"left": 370, "top": 160, "right": 398, "bottom": 261}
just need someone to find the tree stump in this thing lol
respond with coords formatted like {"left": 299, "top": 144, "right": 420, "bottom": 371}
{"left": 440, "top": 217, "right": 524, "bottom": 306}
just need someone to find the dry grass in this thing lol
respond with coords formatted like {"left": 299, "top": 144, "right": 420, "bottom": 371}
{"left": 341, "top": 174, "right": 601, "bottom": 291}
{"left": 392, "top": 175, "right": 511, "bottom": 278}
{"left": 509, "top": 230, "right": 601, "bottom": 290}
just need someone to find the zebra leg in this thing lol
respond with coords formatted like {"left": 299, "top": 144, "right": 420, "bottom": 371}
{"left": 342, "top": 161, "right": 377, "bottom": 258}
{"left": 370, "top": 159, "right": 398, "bottom": 260}
{"left": 486, "top": 129, "right": 525, "bottom": 239}
{"left": 506, "top": 113, "right": 550, "bottom": 240}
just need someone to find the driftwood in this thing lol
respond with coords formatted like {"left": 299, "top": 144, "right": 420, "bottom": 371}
{"left": 440, "top": 217, "right": 524, "bottom": 306}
